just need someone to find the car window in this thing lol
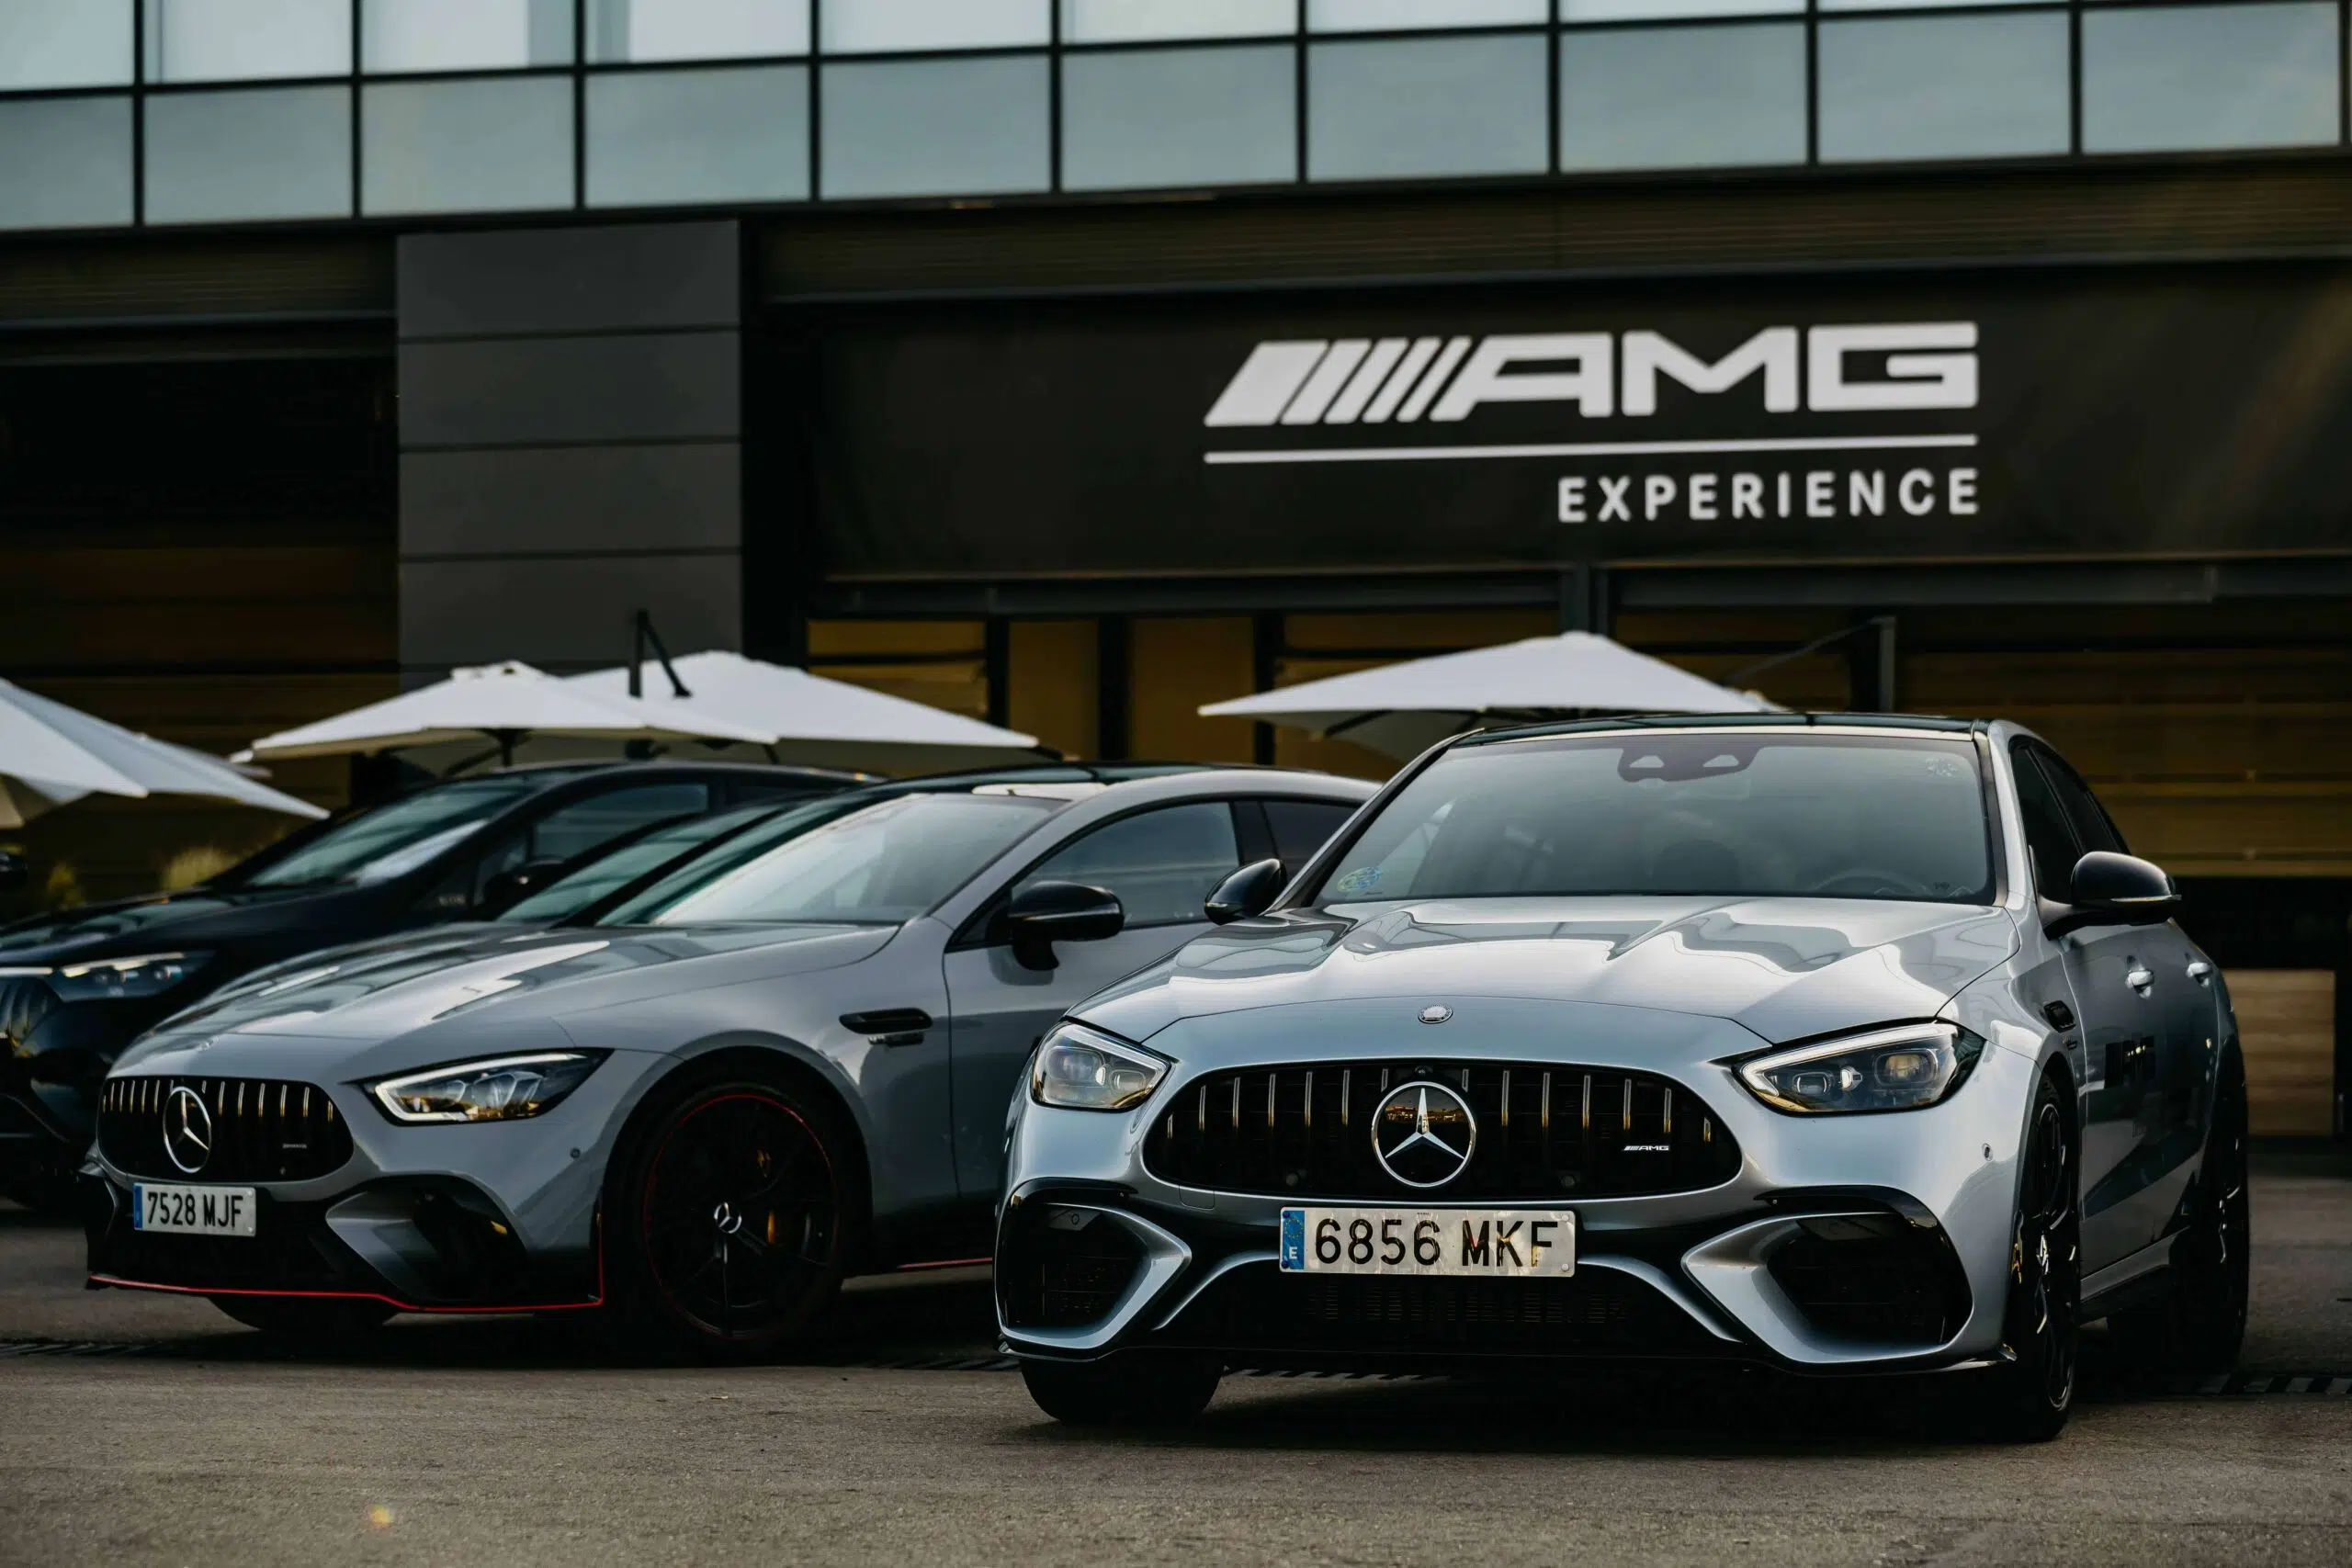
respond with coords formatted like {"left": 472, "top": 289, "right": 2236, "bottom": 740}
{"left": 1262, "top": 798, "right": 1359, "bottom": 878}
{"left": 1314, "top": 734, "right": 1995, "bottom": 905}
{"left": 471, "top": 782, "right": 712, "bottom": 902}
{"left": 2030, "top": 744, "right": 2127, "bottom": 859}
{"left": 2008, "top": 744, "right": 2084, "bottom": 901}
{"left": 496, "top": 804, "right": 778, "bottom": 923}
{"left": 239, "top": 775, "right": 542, "bottom": 888}
{"left": 612, "top": 794, "right": 1062, "bottom": 927}
{"left": 1014, "top": 802, "right": 1242, "bottom": 929}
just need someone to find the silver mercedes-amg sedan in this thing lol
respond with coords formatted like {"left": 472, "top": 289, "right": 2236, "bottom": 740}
{"left": 81, "top": 768, "right": 1373, "bottom": 1357}
{"left": 999, "top": 717, "right": 2246, "bottom": 1441}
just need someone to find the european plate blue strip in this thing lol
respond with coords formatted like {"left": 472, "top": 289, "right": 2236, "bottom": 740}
{"left": 1279, "top": 1208, "right": 1304, "bottom": 1271}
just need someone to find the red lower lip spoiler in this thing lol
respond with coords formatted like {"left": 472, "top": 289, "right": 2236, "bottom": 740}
{"left": 86, "top": 1273, "right": 604, "bottom": 1314}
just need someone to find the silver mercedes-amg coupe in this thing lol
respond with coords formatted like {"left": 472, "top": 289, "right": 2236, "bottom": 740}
{"left": 999, "top": 717, "right": 2247, "bottom": 1440}
{"left": 81, "top": 768, "right": 1372, "bottom": 1356}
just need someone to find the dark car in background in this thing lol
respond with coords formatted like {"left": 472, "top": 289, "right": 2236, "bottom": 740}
{"left": 0, "top": 761, "right": 860, "bottom": 1206}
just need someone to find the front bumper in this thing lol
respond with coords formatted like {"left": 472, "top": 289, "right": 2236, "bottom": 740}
{"left": 997, "top": 1010, "right": 2039, "bottom": 1375}
{"left": 82, "top": 1047, "right": 671, "bottom": 1312}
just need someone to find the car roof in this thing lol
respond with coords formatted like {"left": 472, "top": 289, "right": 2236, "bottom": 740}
{"left": 1460, "top": 712, "right": 1988, "bottom": 747}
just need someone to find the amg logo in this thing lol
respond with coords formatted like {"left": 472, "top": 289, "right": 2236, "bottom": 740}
{"left": 1203, "top": 324, "right": 1978, "bottom": 428}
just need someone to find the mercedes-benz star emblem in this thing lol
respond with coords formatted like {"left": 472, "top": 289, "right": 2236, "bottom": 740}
{"left": 1418, "top": 1004, "right": 1452, "bottom": 1025}
{"left": 163, "top": 1086, "right": 214, "bottom": 1176}
{"left": 1372, "top": 1081, "right": 1476, "bottom": 1189}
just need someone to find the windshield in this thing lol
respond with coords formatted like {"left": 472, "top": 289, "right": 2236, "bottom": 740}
{"left": 1313, "top": 733, "right": 1994, "bottom": 906}
{"left": 237, "top": 776, "right": 542, "bottom": 889}
{"left": 601, "top": 794, "right": 1060, "bottom": 928}
{"left": 495, "top": 804, "right": 782, "bottom": 923}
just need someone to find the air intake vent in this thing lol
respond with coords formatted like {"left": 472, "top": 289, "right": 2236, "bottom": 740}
{"left": 1144, "top": 1061, "right": 1739, "bottom": 1201}
{"left": 98, "top": 1076, "right": 353, "bottom": 1183}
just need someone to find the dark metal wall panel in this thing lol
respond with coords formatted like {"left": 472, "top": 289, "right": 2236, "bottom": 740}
{"left": 400, "top": 557, "right": 741, "bottom": 672}
{"left": 758, "top": 162, "right": 2352, "bottom": 301}
{"left": 395, "top": 222, "right": 743, "bottom": 680}
{"left": 397, "top": 222, "right": 740, "bottom": 339}
{"left": 397, "top": 333, "right": 741, "bottom": 449}
{"left": 401, "top": 446, "right": 742, "bottom": 558}
{"left": 0, "top": 232, "right": 391, "bottom": 324}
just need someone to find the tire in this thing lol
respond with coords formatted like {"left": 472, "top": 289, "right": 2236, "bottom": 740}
{"left": 2108, "top": 1051, "right": 2250, "bottom": 1375}
{"left": 596, "top": 1067, "right": 860, "bottom": 1363}
{"left": 1020, "top": 1352, "right": 1223, "bottom": 1427}
{"left": 210, "top": 1295, "right": 397, "bottom": 1341}
{"left": 1962, "top": 1069, "right": 2080, "bottom": 1442}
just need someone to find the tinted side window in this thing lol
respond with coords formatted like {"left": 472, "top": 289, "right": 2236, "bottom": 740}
{"left": 1015, "top": 803, "right": 1241, "bottom": 928}
{"left": 476, "top": 782, "right": 715, "bottom": 897}
{"left": 2031, "top": 746, "right": 2127, "bottom": 858}
{"left": 2008, "top": 745, "right": 2082, "bottom": 900}
{"left": 1263, "top": 798, "right": 1358, "bottom": 878}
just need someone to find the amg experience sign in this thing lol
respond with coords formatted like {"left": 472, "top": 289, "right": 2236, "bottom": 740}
{"left": 797, "top": 268, "right": 2352, "bottom": 577}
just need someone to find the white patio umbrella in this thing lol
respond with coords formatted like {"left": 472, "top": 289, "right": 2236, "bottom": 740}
{"left": 236, "top": 660, "right": 778, "bottom": 766}
{"left": 569, "top": 650, "right": 1046, "bottom": 774}
{"left": 1200, "top": 632, "right": 1779, "bottom": 760}
{"left": 0, "top": 676, "right": 327, "bottom": 829}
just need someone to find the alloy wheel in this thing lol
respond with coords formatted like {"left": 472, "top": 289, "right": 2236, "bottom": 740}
{"left": 639, "top": 1090, "right": 842, "bottom": 1343}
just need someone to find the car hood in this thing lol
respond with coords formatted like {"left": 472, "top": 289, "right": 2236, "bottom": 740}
{"left": 0, "top": 886, "right": 346, "bottom": 960}
{"left": 1075, "top": 896, "right": 2018, "bottom": 1048}
{"left": 119, "top": 921, "right": 894, "bottom": 1065}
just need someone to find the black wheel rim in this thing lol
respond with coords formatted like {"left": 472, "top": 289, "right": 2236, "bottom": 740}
{"left": 2009, "top": 1095, "right": 2079, "bottom": 1410}
{"left": 640, "top": 1091, "right": 841, "bottom": 1341}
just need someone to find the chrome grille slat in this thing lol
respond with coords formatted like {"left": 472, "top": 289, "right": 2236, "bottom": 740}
{"left": 1145, "top": 1059, "right": 1740, "bottom": 1201}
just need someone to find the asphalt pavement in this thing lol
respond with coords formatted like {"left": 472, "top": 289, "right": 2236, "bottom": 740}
{"left": 3, "top": 1148, "right": 2348, "bottom": 1567}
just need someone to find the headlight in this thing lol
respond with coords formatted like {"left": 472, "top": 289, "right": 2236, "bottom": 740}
{"left": 50, "top": 952, "right": 210, "bottom": 1001}
{"left": 367, "top": 1051, "right": 606, "bottom": 1123}
{"left": 1030, "top": 1023, "right": 1168, "bottom": 1112}
{"left": 1736, "top": 1022, "right": 1984, "bottom": 1115}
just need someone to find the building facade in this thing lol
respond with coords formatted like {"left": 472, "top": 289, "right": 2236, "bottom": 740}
{"left": 2, "top": 1, "right": 2347, "bottom": 1127}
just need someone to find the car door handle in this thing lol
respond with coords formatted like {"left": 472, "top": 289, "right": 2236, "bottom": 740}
{"left": 2125, "top": 968, "right": 2154, "bottom": 992}
{"left": 2186, "top": 961, "right": 2213, "bottom": 984}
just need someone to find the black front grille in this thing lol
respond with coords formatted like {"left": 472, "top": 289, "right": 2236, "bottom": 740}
{"left": 98, "top": 1076, "right": 354, "bottom": 1182}
{"left": 1159, "top": 1263, "right": 1721, "bottom": 1358}
{"left": 1144, "top": 1061, "right": 1740, "bottom": 1201}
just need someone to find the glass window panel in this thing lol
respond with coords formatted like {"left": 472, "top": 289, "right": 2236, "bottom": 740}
{"left": 2083, "top": 3, "right": 2340, "bottom": 153}
{"left": 361, "top": 75, "right": 573, "bottom": 214}
{"left": 1310, "top": 0, "right": 1546, "bottom": 28}
{"left": 820, "top": 54, "right": 1048, "bottom": 197}
{"left": 1564, "top": 0, "right": 1797, "bottom": 17}
{"left": 586, "top": 0, "right": 809, "bottom": 62}
{"left": 1818, "top": 0, "right": 2023, "bottom": 9}
{"left": 0, "top": 0, "right": 131, "bottom": 89}
{"left": 1062, "top": 43, "right": 1294, "bottom": 190}
{"left": 1061, "top": 0, "right": 1291, "bottom": 41}
{"left": 143, "top": 0, "right": 350, "bottom": 82}
{"left": 144, "top": 85, "right": 351, "bottom": 221}
{"left": 1560, "top": 23, "right": 1804, "bottom": 171}
{"left": 1819, "top": 13, "right": 2070, "bottom": 163}
{"left": 1308, "top": 35, "right": 1547, "bottom": 181}
{"left": 820, "top": 0, "right": 1046, "bottom": 53}
{"left": 586, "top": 64, "right": 809, "bottom": 206}
{"left": 0, "top": 96, "right": 132, "bottom": 229}
{"left": 362, "top": 0, "right": 573, "bottom": 73}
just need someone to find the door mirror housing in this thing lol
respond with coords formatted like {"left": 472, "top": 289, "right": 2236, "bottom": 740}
{"left": 0, "top": 850, "right": 27, "bottom": 894}
{"left": 1004, "top": 880, "right": 1124, "bottom": 971}
{"left": 2044, "top": 851, "right": 2180, "bottom": 938}
{"left": 481, "top": 858, "right": 568, "bottom": 913}
{"left": 1204, "top": 858, "right": 1285, "bottom": 925}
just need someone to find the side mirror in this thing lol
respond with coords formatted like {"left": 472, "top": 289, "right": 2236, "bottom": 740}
{"left": 2044, "top": 851, "right": 2180, "bottom": 938}
{"left": 1205, "top": 858, "right": 1285, "bottom": 925}
{"left": 0, "top": 849, "right": 26, "bottom": 894}
{"left": 1005, "top": 880, "right": 1124, "bottom": 971}
{"left": 481, "top": 858, "right": 568, "bottom": 912}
